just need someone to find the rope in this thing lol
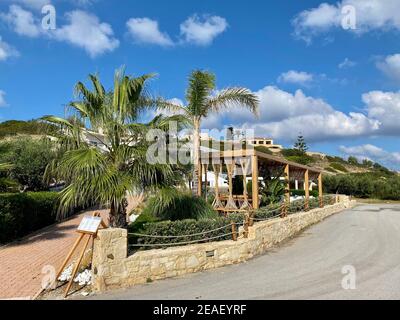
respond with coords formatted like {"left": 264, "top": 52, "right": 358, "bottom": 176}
{"left": 128, "top": 223, "right": 241, "bottom": 239}
{"left": 128, "top": 232, "right": 235, "bottom": 247}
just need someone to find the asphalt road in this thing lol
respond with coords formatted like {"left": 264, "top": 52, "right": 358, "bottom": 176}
{"left": 88, "top": 204, "right": 400, "bottom": 300}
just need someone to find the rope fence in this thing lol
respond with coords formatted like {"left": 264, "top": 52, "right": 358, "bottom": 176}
{"left": 128, "top": 194, "right": 338, "bottom": 251}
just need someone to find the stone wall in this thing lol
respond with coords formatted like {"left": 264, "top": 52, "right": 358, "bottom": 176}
{"left": 92, "top": 197, "right": 356, "bottom": 292}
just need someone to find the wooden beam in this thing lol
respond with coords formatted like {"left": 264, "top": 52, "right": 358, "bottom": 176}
{"left": 318, "top": 173, "right": 323, "bottom": 208}
{"left": 304, "top": 169, "right": 309, "bottom": 211}
{"left": 251, "top": 155, "right": 259, "bottom": 209}
{"left": 284, "top": 164, "right": 290, "bottom": 205}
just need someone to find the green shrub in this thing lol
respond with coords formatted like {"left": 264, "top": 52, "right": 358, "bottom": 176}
{"left": 0, "top": 137, "right": 60, "bottom": 191}
{"left": 330, "top": 163, "right": 348, "bottom": 172}
{"left": 324, "top": 172, "right": 400, "bottom": 200}
{"left": 255, "top": 146, "right": 273, "bottom": 155}
{"left": 0, "top": 192, "right": 58, "bottom": 243}
{"left": 325, "top": 166, "right": 337, "bottom": 173}
{"left": 128, "top": 217, "right": 242, "bottom": 250}
{"left": 286, "top": 155, "right": 315, "bottom": 165}
{"left": 142, "top": 192, "right": 217, "bottom": 221}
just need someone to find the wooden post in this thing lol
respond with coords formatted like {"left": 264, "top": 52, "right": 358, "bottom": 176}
{"left": 225, "top": 162, "right": 237, "bottom": 209}
{"left": 304, "top": 169, "right": 310, "bottom": 211}
{"left": 231, "top": 221, "right": 237, "bottom": 241}
{"left": 212, "top": 164, "right": 223, "bottom": 209}
{"left": 284, "top": 164, "right": 290, "bottom": 206}
{"left": 203, "top": 164, "right": 208, "bottom": 201}
{"left": 56, "top": 233, "right": 85, "bottom": 280}
{"left": 249, "top": 211, "right": 254, "bottom": 227}
{"left": 318, "top": 173, "right": 323, "bottom": 208}
{"left": 64, "top": 234, "right": 91, "bottom": 298}
{"left": 251, "top": 155, "right": 259, "bottom": 210}
{"left": 243, "top": 216, "right": 249, "bottom": 238}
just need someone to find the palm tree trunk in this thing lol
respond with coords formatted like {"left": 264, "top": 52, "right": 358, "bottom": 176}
{"left": 192, "top": 118, "right": 201, "bottom": 197}
{"left": 109, "top": 198, "right": 128, "bottom": 228}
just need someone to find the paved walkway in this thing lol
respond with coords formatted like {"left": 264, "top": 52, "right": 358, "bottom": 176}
{"left": 0, "top": 209, "right": 109, "bottom": 300}
{"left": 89, "top": 204, "right": 400, "bottom": 300}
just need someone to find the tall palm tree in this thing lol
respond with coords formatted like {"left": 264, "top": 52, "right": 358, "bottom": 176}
{"left": 164, "top": 70, "right": 259, "bottom": 196}
{"left": 43, "top": 68, "right": 185, "bottom": 228}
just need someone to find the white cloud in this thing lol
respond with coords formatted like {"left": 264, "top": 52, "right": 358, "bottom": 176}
{"left": 278, "top": 70, "right": 314, "bottom": 85}
{"left": 51, "top": 10, "right": 119, "bottom": 57}
{"left": 9, "top": 0, "right": 51, "bottom": 10}
{"left": 0, "top": 5, "right": 42, "bottom": 37}
{"left": 293, "top": 0, "right": 400, "bottom": 43}
{"left": 340, "top": 144, "right": 400, "bottom": 168}
{"left": 201, "top": 86, "right": 379, "bottom": 142}
{"left": 180, "top": 15, "right": 228, "bottom": 46}
{"left": 363, "top": 90, "right": 400, "bottom": 135}
{"left": 126, "top": 18, "right": 173, "bottom": 46}
{"left": 0, "top": 36, "right": 20, "bottom": 61}
{"left": 0, "top": 91, "right": 7, "bottom": 107}
{"left": 339, "top": 58, "right": 356, "bottom": 69}
{"left": 1, "top": 6, "right": 119, "bottom": 57}
{"left": 376, "top": 54, "right": 400, "bottom": 82}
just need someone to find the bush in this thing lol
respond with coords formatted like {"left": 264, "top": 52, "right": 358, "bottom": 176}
{"left": 142, "top": 193, "right": 217, "bottom": 221}
{"left": 324, "top": 172, "right": 400, "bottom": 200}
{"left": 286, "top": 154, "right": 315, "bottom": 166}
{"left": 329, "top": 163, "right": 348, "bottom": 172}
{"left": 0, "top": 192, "right": 58, "bottom": 243}
{"left": 128, "top": 217, "right": 242, "bottom": 250}
{"left": 0, "top": 138, "right": 60, "bottom": 191}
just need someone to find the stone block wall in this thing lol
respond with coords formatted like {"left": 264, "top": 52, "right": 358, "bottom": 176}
{"left": 92, "top": 197, "right": 356, "bottom": 292}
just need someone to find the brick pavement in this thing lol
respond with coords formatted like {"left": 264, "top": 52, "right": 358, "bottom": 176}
{"left": 0, "top": 210, "right": 109, "bottom": 300}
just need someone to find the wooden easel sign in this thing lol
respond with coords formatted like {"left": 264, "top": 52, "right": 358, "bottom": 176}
{"left": 77, "top": 215, "right": 103, "bottom": 234}
{"left": 56, "top": 212, "right": 106, "bottom": 298}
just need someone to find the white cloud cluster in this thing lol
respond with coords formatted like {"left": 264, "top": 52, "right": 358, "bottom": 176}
{"left": 126, "top": 15, "right": 228, "bottom": 47}
{"left": 278, "top": 70, "right": 314, "bottom": 86}
{"left": 293, "top": 0, "right": 400, "bottom": 43}
{"left": 376, "top": 54, "right": 400, "bottom": 83}
{"left": 52, "top": 10, "right": 119, "bottom": 57}
{"left": 363, "top": 90, "right": 400, "bottom": 135}
{"left": 201, "top": 86, "right": 380, "bottom": 142}
{"left": 180, "top": 15, "right": 228, "bottom": 46}
{"left": 0, "top": 4, "right": 42, "bottom": 37}
{"left": 0, "top": 5, "right": 119, "bottom": 57}
{"left": 0, "top": 36, "right": 19, "bottom": 61}
{"left": 126, "top": 18, "right": 173, "bottom": 47}
{"left": 0, "top": 90, "right": 7, "bottom": 107}
{"left": 339, "top": 58, "right": 356, "bottom": 69}
{"left": 10, "top": 0, "right": 51, "bottom": 10}
{"left": 340, "top": 144, "right": 400, "bottom": 168}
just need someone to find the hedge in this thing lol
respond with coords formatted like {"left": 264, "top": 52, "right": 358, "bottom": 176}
{"left": 128, "top": 216, "right": 245, "bottom": 250}
{"left": 0, "top": 192, "right": 58, "bottom": 244}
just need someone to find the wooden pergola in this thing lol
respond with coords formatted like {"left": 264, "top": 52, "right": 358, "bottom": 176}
{"left": 197, "top": 149, "right": 323, "bottom": 213}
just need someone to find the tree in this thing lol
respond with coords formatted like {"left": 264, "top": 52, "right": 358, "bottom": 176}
{"left": 0, "top": 138, "right": 59, "bottom": 191}
{"left": 294, "top": 134, "right": 308, "bottom": 154}
{"left": 43, "top": 68, "right": 185, "bottom": 227}
{"left": 163, "top": 70, "right": 259, "bottom": 196}
{"left": 347, "top": 156, "right": 359, "bottom": 165}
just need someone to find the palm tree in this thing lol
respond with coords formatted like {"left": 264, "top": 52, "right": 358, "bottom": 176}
{"left": 43, "top": 68, "right": 185, "bottom": 228}
{"left": 164, "top": 70, "right": 259, "bottom": 196}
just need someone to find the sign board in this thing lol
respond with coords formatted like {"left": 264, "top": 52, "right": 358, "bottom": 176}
{"left": 77, "top": 215, "right": 102, "bottom": 234}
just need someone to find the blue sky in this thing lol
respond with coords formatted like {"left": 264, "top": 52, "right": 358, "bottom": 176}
{"left": 0, "top": 0, "right": 400, "bottom": 169}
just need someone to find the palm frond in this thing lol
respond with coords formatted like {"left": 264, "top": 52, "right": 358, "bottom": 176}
{"left": 207, "top": 87, "right": 260, "bottom": 116}
{"left": 186, "top": 70, "right": 215, "bottom": 117}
